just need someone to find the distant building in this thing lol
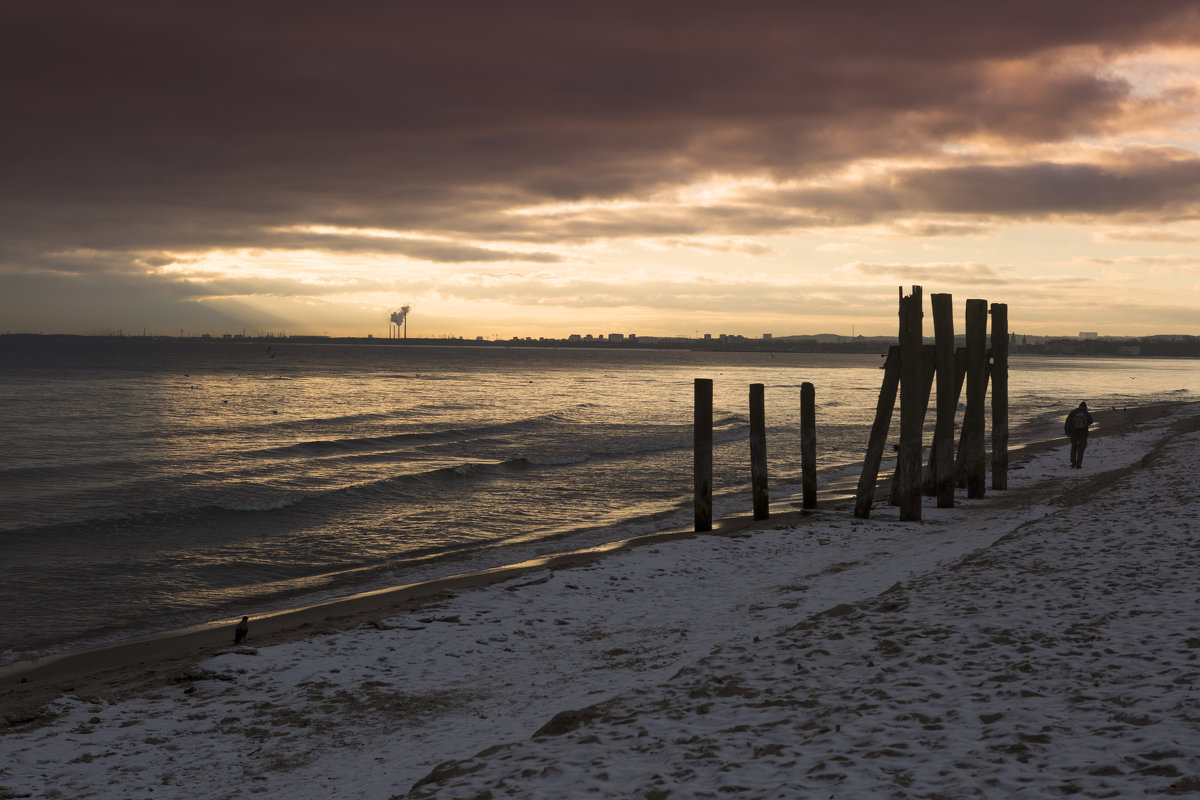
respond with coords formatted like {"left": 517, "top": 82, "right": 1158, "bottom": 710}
{"left": 762, "top": 333, "right": 773, "bottom": 340}
{"left": 568, "top": 334, "right": 582, "bottom": 341}
{"left": 1079, "top": 331, "right": 1099, "bottom": 339}
{"left": 608, "top": 333, "right": 624, "bottom": 341}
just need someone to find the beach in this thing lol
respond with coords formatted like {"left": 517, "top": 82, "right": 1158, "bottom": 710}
{"left": 5, "top": 339, "right": 1196, "bottom": 668}
{"left": 2, "top": 401, "right": 1199, "bottom": 798}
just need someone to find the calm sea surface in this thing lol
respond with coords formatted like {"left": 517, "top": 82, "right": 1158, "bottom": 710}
{"left": 1, "top": 337, "right": 1196, "bottom": 664}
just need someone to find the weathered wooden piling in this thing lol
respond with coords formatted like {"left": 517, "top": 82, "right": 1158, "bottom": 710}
{"left": 749, "top": 383, "right": 769, "bottom": 520}
{"left": 694, "top": 378, "right": 713, "bottom": 532}
{"left": 953, "top": 346, "right": 984, "bottom": 487}
{"left": 961, "top": 299, "right": 988, "bottom": 498}
{"left": 929, "top": 293, "right": 957, "bottom": 507}
{"left": 801, "top": 381, "right": 817, "bottom": 509}
{"left": 891, "top": 342, "right": 935, "bottom": 507}
{"left": 854, "top": 346, "right": 900, "bottom": 519}
{"left": 990, "top": 303, "right": 1009, "bottom": 490}
{"left": 896, "top": 286, "right": 924, "bottom": 521}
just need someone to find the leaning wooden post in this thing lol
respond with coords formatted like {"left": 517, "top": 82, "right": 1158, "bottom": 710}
{"left": 694, "top": 378, "right": 713, "bottom": 532}
{"left": 962, "top": 299, "right": 988, "bottom": 498}
{"left": 930, "top": 293, "right": 957, "bottom": 507}
{"left": 897, "top": 286, "right": 924, "bottom": 521}
{"left": 990, "top": 303, "right": 1009, "bottom": 490}
{"left": 800, "top": 381, "right": 817, "bottom": 509}
{"left": 749, "top": 383, "right": 769, "bottom": 520}
{"left": 854, "top": 346, "right": 901, "bottom": 519}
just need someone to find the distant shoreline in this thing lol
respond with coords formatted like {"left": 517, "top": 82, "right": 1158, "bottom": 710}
{"left": 4, "top": 331, "right": 1200, "bottom": 358}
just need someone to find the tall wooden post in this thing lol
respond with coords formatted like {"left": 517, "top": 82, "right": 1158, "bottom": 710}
{"left": 962, "top": 299, "right": 988, "bottom": 498}
{"left": 930, "top": 293, "right": 956, "bottom": 507}
{"left": 991, "top": 303, "right": 1009, "bottom": 490}
{"left": 953, "top": 347, "right": 984, "bottom": 487}
{"left": 854, "top": 346, "right": 900, "bottom": 519}
{"left": 897, "top": 286, "right": 923, "bottom": 521}
{"left": 800, "top": 381, "right": 817, "bottom": 509}
{"left": 694, "top": 378, "right": 713, "bottom": 532}
{"left": 891, "top": 343, "right": 935, "bottom": 506}
{"left": 749, "top": 383, "right": 769, "bottom": 520}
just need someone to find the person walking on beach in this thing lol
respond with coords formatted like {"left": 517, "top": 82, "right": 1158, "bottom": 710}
{"left": 234, "top": 616, "right": 249, "bottom": 644}
{"left": 1065, "top": 401, "right": 1094, "bottom": 468}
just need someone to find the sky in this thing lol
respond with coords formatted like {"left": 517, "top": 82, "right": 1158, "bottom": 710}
{"left": 2, "top": 1, "right": 1199, "bottom": 340}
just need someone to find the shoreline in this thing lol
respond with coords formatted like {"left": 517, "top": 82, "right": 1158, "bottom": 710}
{"left": 0, "top": 512, "right": 771, "bottom": 722}
{"left": 0, "top": 400, "right": 1184, "bottom": 726}
{"left": 4, "top": 399, "right": 1199, "bottom": 797}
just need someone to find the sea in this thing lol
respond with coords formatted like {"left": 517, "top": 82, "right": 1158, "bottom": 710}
{"left": 1, "top": 336, "right": 1196, "bottom": 666}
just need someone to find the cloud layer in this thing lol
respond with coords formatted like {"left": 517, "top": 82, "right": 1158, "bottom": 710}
{"left": 2, "top": 2, "right": 1199, "bottom": 334}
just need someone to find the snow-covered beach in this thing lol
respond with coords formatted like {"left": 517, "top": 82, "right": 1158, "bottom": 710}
{"left": 3, "top": 401, "right": 1199, "bottom": 799}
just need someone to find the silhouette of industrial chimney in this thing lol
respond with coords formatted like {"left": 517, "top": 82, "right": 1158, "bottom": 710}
{"left": 389, "top": 305, "right": 411, "bottom": 339}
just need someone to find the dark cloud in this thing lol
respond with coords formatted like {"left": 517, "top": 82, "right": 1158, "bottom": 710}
{"left": 3, "top": 4, "right": 1197, "bottom": 235}
{"left": 896, "top": 151, "right": 1200, "bottom": 217}
{"left": 1, "top": 1, "right": 1199, "bottom": 332}
{"left": 749, "top": 149, "right": 1200, "bottom": 227}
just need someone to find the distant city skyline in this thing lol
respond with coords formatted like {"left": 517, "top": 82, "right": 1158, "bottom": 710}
{"left": 14, "top": 328, "right": 1192, "bottom": 345}
{"left": 2, "top": 4, "right": 1199, "bottom": 339}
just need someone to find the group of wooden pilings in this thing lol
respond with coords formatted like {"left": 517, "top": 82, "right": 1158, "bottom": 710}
{"left": 856, "top": 287, "right": 1008, "bottom": 521}
{"left": 690, "top": 286, "right": 1008, "bottom": 532}
{"left": 692, "top": 379, "right": 817, "bottom": 532}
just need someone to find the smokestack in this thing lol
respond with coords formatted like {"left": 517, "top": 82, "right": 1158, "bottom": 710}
{"left": 389, "top": 305, "right": 412, "bottom": 339}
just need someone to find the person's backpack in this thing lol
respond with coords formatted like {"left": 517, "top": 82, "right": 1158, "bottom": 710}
{"left": 1072, "top": 412, "right": 1088, "bottom": 431}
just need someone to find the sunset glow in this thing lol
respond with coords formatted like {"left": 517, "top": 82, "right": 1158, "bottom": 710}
{"left": 2, "top": 2, "right": 1199, "bottom": 338}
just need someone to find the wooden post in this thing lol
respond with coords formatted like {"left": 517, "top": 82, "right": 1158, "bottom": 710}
{"left": 801, "top": 381, "right": 817, "bottom": 509}
{"left": 953, "top": 347, "right": 986, "bottom": 486}
{"left": 694, "top": 378, "right": 713, "bottom": 532}
{"left": 749, "top": 383, "right": 769, "bottom": 520}
{"left": 891, "top": 343, "right": 935, "bottom": 506}
{"left": 929, "top": 293, "right": 957, "bottom": 507}
{"left": 991, "top": 303, "right": 1009, "bottom": 490}
{"left": 962, "top": 299, "right": 988, "bottom": 498}
{"left": 897, "top": 286, "right": 924, "bottom": 521}
{"left": 854, "top": 346, "right": 900, "bottom": 519}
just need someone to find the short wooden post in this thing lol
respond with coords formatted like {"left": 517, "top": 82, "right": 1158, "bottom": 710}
{"left": 749, "top": 383, "right": 769, "bottom": 520}
{"left": 800, "top": 381, "right": 817, "bottom": 509}
{"left": 897, "top": 286, "right": 924, "bottom": 521}
{"left": 962, "top": 299, "right": 988, "bottom": 498}
{"left": 694, "top": 378, "right": 713, "bottom": 532}
{"left": 854, "top": 346, "right": 900, "bottom": 519}
{"left": 930, "top": 293, "right": 957, "bottom": 507}
{"left": 990, "top": 303, "right": 1009, "bottom": 490}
